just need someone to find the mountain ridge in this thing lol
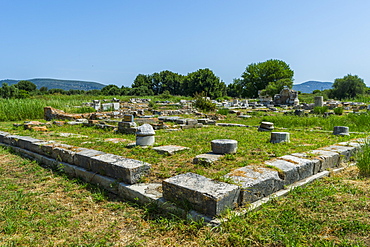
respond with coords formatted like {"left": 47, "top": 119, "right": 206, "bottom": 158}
{"left": 0, "top": 78, "right": 106, "bottom": 91}
{"left": 293, "top": 81, "right": 333, "bottom": 93}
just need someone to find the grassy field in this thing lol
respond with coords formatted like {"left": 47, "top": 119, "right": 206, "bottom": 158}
{"left": 0, "top": 147, "right": 369, "bottom": 246}
{"left": 0, "top": 112, "right": 366, "bottom": 182}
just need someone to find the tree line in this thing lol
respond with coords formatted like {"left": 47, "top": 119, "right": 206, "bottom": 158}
{"left": 1, "top": 59, "right": 367, "bottom": 100}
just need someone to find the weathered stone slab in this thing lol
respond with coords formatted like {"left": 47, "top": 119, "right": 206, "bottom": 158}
{"left": 73, "top": 149, "right": 106, "bottom": 170}
{"left": 89, "top": 153, "right": 151, "bottom": 184}
{"left": 9, "top": 135, "right": 41, "bottom": 149}
{"left": 3, "top": 134, "right": 21, "bottom": 146}
{"left": 265, "top": 159, "right": 299, "bottom": 185}
{"left": 320, "top": 145, "right": 357, "bottom": 161}
{"left": 50, "top": 144, "right": 88, "bottom": 164}
{"left": 216, "top": 123, "right": 247, "bottom": 127}
{"left": 308, "top": 149, "right": 340, "bottom": 171}
{"left": 0, "top": 131, "right": 10, "bottom": 143}
{"left": 152, "top": 145, "right": 189, "bottom": 155}
{"left": 162, "top": 172, "right": 240, "bottom": 216}
{"left": 193, "top": 153, "right": 223, "bottom": 165}
{"left": 227, "top": 166, "right": 283, "bottom": 204}
{"left": 278, "top": 155, "right": 318, "bottom": 180}
{"left": 118, "top": 183, "right": 162, "bottom": 204}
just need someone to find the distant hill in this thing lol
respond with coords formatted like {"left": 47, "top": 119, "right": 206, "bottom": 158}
{"left": 293, "top": 81, "right": 333, "bottom": 94}
{"left": 0, "top": 78, "right": 106, "bottom": 91}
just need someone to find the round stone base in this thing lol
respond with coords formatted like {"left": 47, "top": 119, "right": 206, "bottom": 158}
{"left": 136, "top": 135, "right": 155, "bottom": 146}
{"left": 211, "top": 139, "right": 238, "bottom": 154}
{"left": 270, "top": 132, "right": 290, "bottom": 144}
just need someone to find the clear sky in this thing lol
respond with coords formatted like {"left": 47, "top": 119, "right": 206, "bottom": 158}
{"left": 1, "top": 0, "right": 370, "bottom": 87}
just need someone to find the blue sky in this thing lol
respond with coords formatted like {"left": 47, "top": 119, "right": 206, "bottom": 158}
{"left": 1, "top": 0, "right": 369, "bottom": 87}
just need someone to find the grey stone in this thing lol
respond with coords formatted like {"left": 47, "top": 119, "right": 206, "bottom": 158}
{"left": 265, "top": 159, "right": 299, "bottom": 185}
{"left": 186, "top": 119, "right": 198, "bottom": 126}
{"left": 153, "top": 145, "right": 189, "bottom": 155}
{"left": 3, "top": 135, "right": 21, "bottom": 146}
{"left": 226, "top": 166, "right": 283, "bottom": 204}
{"left": 0, "top": 131, "right": 10, "bottom": 143}
{"left": 51, "top": 144, "right": 88, "bottom": 164}
{"left": 123, "top": 114, "right": 134, "bottom": 122}
{"left": 333, "top": 126, "right": 349, "bottom": 136}
{"left": 260, "top": 121, "right": 274, "bottom": 130}
{"left": 211, "top": 139, "right": 238, "bottom": 154}
{"left": 278, "top": 155, "right": 317, "bottom": 180}
{"left": 270, "top": 132, "right": 290, "bottom": 143}
{"left": 136, "top": 135, "right": 155, "bottom": 146}
{"left": 13, "top": 136, "right": 41, "bottom": 149}
{"left": 320, "top": 145, "right": 357, "bottom": 162}
{"left": 193, "top": 153, "right": 224, "bottom": 165}
{"left": 26, "top": 140, "right": 57, "bottom": 156}
{"left": 162, "top": 172, "right": 240, "bottom": 216}
{"left": 136, "top": 124, "right": 155, "bottom": 136}
{"left": 314, "top": 96, "right": 324, "bottom": 107}
{"left": 309, "top": 149, "right": 340, "bottom": 171}
{"left": 74, "top": 149, "right": 106, "bottom": 170}
{"left": 89, "top": 153, "right": 151, "bottom": 184}
{"left": 118, "top": 183, "right": 162, "bottom": 204}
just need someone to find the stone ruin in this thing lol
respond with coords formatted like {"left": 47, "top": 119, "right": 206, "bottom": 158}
{"left": 273, "top": 87, "right": 299, "bottom": 106}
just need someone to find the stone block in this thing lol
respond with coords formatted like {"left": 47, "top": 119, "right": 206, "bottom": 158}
{"left": 123, "top": 114, "right": 134, "bottom": 122}
{"left": 193, "top": 153, "right": 223, "bottom": 165}
{"left": 50, "top": 144, "right": 88, "bottom": 164}
{"left": 211, "top": 139, "right": 237, "bottom": 154}
{"left": 278, "top": 155, "right": 318, "bottom": 179}
{"left": 0, "top": 131, "right": 10, "bottom": 143}
{"left": 309, "top": 149, "right": 340, "bottom": 171}
{"left": 3, "top": 135, "right": 20, "bottom": 146}
{"left": 118, "top": 183, "right": 162, "bottom": 204}
{"left": 320, "top": 145, "right": 357, "bottom": 162}
{"left": 89, "top": 153, "right": 151, "bottom": 184}
{"left": 74, "top": 149, "right": 106, "bottom": 170}
{"left": 270, "top": 132, "right": 290, "bottom": 143}
{"left": 227, "top": 166, "right": 283, "bottom": 204}
{"left": 162, "top": 172, "right": 240, "bottom": 216}
{"left": 26, "top": 140, "right": 57, "bottom": 156}
{"left": 186, "top": 119, "right": 198, "bottom": 126}
{"left": 16, "top": 136, "right": 42, "bottom": 150}
{"left": 265, "top": 159, "right": 299, "bottom": 185}
{"left": 333, "top": 126, "right": 349, "bottom": 136}
{"left": 153, "top": 145, "right": 189, "bottom": 155}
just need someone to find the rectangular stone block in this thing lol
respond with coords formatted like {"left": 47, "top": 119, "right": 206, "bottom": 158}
{"left": 309, "top": 150, "right": 340, "bottom": 171}
{"left": 162, "top": 172, "right": 240, "bottom": 216}
{"left": 15, "top": 136, "right": 42, "bottom": 150}
{"left": 321, "top": 145, "right": 357, "bottom": 162}
{"left": 265, "top": 159, "right": 299, "bottom": 185}
{"left": 89, "top": 153, "right": 151, "bottom": 184}
{"left": 227, "top": 166, "right": 283, "bottom": 205}
{"left": 123, "top": 114, "right": 134, "bottom": 122}
{"left": 278, "top": 155, "right": 318, "bottom": 179}
{"left": 50, "top": 144, "right": 88, "bottom": 164}
{"left": 0, "top": 131, "right": 10, "bottom": 143}
{"left": 26, "top": 140, "right": 56, "bottom": 156}
{"left": 3, "top": 135, "right": 21, "bottom": 146}
{"left": 73, "top": 149, "right": 106, "bottom": 170}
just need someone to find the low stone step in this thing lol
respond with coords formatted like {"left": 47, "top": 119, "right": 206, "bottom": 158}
{"left": 163, "top": 172, "right": 240, "bottom": 216}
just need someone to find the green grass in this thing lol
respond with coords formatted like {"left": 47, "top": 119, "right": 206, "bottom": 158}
{"left": 0, "top": 148, "right": 369, "bottom": 246}
{"left": 356, "top": 139, "right": 370, "bottom": 176}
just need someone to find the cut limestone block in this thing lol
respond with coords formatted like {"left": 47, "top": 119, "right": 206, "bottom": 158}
{"left": 162, "top": 172, "right": 240, "bottom": 216}
{"left": 193, "top": 153, "right": 224, "bottom": 165}
{"left": 152, "top": 145, "right": 189, "bottom": 155}
{"left": 226, "top": 166, "right": 283, "bottom": 204}
{"left": 26, "top": 140, "right": 57, "bottom": 156}
{"left": 333, "top": 126, "right": 349, "bottom": 136}
{"left": 0, "top": 131, "right": 10, "bottom": 143}
{"left": 15, "top": 136, "right": 43, "bottom": 150}
{"left": 259, "top": 121, "right": 274, "bottom": 131}
{"left": 50, "top": 144, "right": 88, "bottom": 164}
{"left": 270, "top": 132, "right": 290, "bottom": 144}
{"left": 118, "top": 183, "right": 162, "bottom": 205}
{"left": 308, "top": 149, "right": 340, "bottom": 171}
{"left": 264, "top": 159, "right": 299, "bottom": 185}
{"left": 277, "top": 155, "right": 319, "bottom": 180}
{"left": 211, "top": 139, "right": 237, "bottom": 154}
{"left": 320, "top": 145, "right": 357, "bottom": 162}
{"left": 89, "top": 153, "right": 151, "bottom": 184}
{"left": 73, "top": 149, "right": 106, "bottom": 170}
{"left": 3, "top": 135, "right": 21, "bottom": 146}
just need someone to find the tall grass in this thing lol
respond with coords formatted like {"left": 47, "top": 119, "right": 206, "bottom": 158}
{"left": 356, "top": 139, "right": 370, "bottom": 176}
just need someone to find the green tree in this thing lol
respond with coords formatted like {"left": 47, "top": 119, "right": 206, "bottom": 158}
{"left": 131, "top": 74, "right": 154, "bottom": 96}
{"left": 329, "top": 74, "right": 366, "bottom": 100}
{"left": 227, "top": 79, "right": 243, "bottom": 98}
{"left": 0, "top": 83, "right": 19, "bottom": 98}
{"left": 101, "top": 84, "right": 121, "bottom": 96}
{"left": 260, "top": 78, "right": 294, "bottom": 97}
{"left": 182, "top": 68, "right": 226, "bottom": 99}
{"left": 237, "top": 59, "right": 294, "bottom": 98}
{"left": 16, "top": 80, "right": 37, "bottom": 92}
